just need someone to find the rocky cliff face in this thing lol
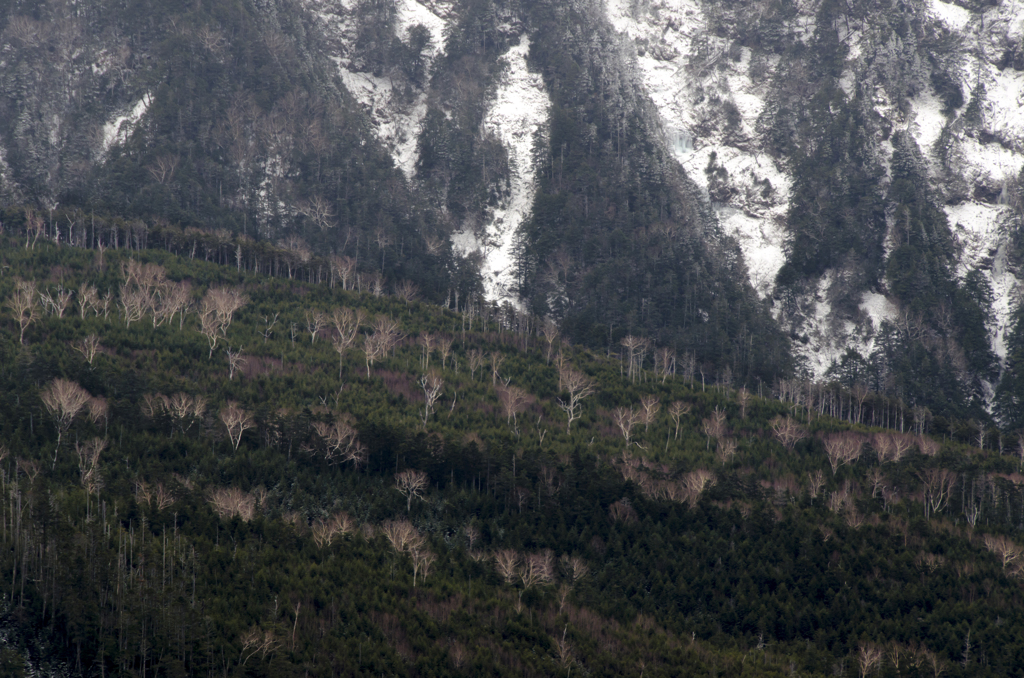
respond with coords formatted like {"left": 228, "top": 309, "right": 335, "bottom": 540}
{"left": 2, "top": 0, "right": 1023, "bottom": 418}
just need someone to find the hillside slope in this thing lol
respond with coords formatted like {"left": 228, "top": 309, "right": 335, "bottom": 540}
{"left": 0, "top": 237, "right": 1023, "bottom": 675}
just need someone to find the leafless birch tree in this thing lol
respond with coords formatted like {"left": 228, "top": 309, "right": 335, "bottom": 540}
{"left": 41, "top": 378, "right": 91, "bottom": 466}
{"left": 220, "top": 401, "right": 254, "bottom": 451}
{"left": 395, "top": 469, "right": 429, "bottom": 511}
{"left": 557, "top": 367, "right": 595, "bottom": 433}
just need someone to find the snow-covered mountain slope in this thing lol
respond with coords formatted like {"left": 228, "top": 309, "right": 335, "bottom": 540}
{"left": 605, "top": 0, "right": 790, "bottom": 299}
{"left": 604, "top": 0, "right": 1024, "bottom": 384}
{"left": 307, "top": 0, "right": 453, "bottom": 178}
{"left": 451, "top": 36, "right": 551, "bottom": 302}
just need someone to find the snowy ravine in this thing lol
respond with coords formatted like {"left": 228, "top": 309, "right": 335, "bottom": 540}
{"left": 99, "top": 94, "right": 152, "bottom": 157}
{"left": 308, "top": 0, "right": 452, "bottom": 179}
{"left": 451, "top": 35, "right": 551, "bottom": 302}
{"left": 603, "top": 0, "right": 791, "bottom": 300}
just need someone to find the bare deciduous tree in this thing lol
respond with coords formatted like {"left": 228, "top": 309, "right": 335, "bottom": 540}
{"left": 807, "top": 469, "right": 826, "bottom": 500}
{"left": 394, "top": 280, "right": 418, "bottom": 304}
{"left": 77, "top": 284, "right": 99, "bottom": 318}
{"left": 613, "top": 407, "right": 642, "bottom": 446}
{"left": 166, "top": 393, "right": 206, "bottom": 434}
{"left": 220, "top": 401, "right": 253, "bottom": 451}
{"left": 557, "top": 367, "right": 595, "bottom": 433}
{"left": 682, "top": 469, "right": 716, "bottom": 502}
{"left": 517, "top": 550, "right": 555, "bottom": 600}
{"left": 259, "top": 312, "right": 279, "bottom": 343}
{"left": 382, "top": 519, "right": 424, "bottom": 553}
{"left": 9, "top": 278, "right": 39, "bottom": 344}
{"left": 702, "top": 407, "right": 727, "bottom": 448}
{"left": 982, "top": 534, "right": 1022, "bottom": 570}
{"left": 226, "top": 347, "right": 246, "bottom": 380}
{"left": 668, "top": 401, "right": 691, "bottom": 440}
{"left": 560, "top": 554, "right": 589, "bottom": 585}
{"left": 156, "top": 280, "right": 192, "bottom": 329}
{"left": 41, "top": 378, "right": 92, "bottom": 466}
{"left": 769, "top": 415, "right": 806, "bottom": 450}
{"left": 198, "top": 300, "right": 223, "bottom": 358}
{"left": 87, "top": 396, "right": 109, "bottom": 429}
{"left": 655, "top": 346, "right": 675, "bottom": 383}
{"left": 395, "top": 469, "right": 429, "bottom": 511}
{"left": 737, "top": 388, "right": 752, "bottom": 419}
{"left": 917, "top": 435, "right": 941, "bottom": 457}
{"left": 493, "top": 549, "right": 520, "bottom": 584}
{"left": 464, "top": 524, "right": 481, "bottom": 550}
{"left": 75, "top": 437, "right": 107, "bottom": 496}
{"left": 498, "top": 383, "right": 529, "bottom": 435}
{"left": 639, "top": 395, "right": 660, "bottom": 431}
{"left": 298, "top": 193, "right": 336, "bottom": 231}
{"left": 418, "top": 333, "right": 435, "bottom": 370}
{"left": 148, "top": 154, "right": 179, "bottom": 184}
{"left": 620, "top": 335, "right": 648, "bottom": 382}
{"left": 541, "top": 320, "right": 560, "bottom": 365}
{"left": 205, "top": 286, "right": 248, "bottom": 334}
{"left": 239, "top": 627, "right": 279, "bottom": 665}
{"left": 823, "top": 433, "right": 863, "bottom": 476}
{"left": 362, "top": 332, "right": 387, "bottom": 377}
{"left": 312, "top": 417, "right": 361, "bottom": 465}
{"left": 330, "top": 307, "right": 364, "bottom": 377}
{"left": 330, "top": 255, "right": 357, "bottom": 291}
{"left": 919, "top": 468, "right": 957, "bottom": 519}
{"left": 73, "top": 334, "right": 102, "bottom": 365}
{"left": 120, "top": 286, "right": 150, "bottom": 326}
{"left": 371, "top": 315, "right": 404, "bottom": 357}
{"left": 490, "top": 352, "right": 505, "bottom": 385}
{"left": 305, "top": 310, "right": 327, "bottom": 344}
{"left": 208, "top": 487, "right": 257, "bottom": 521}
{"left": 866, "top": 468, "right": 887, "bottom": 498}
{"left": 39, "top": 285, "right": 73, "bottom": 317}
{"left": 467, "top": 349, "right": 486, "bottom": 380}
{"left": 858, "top": 643, "right": 883, "bottom": 677}
{"left": 872, "top": 432, "right": 896, "bottom": 463}
{"left": 609, "top": 498, "right": 638, "bottom": 523}
{"left": 716, "top": 438, "right": 737, "bottom": 465}
{"left": 312, "top": 512, "right": 356, "bottom": 549}
{"left": 410, "top": 547, "right": 436, "bottom": 586}
{"left": 437, "top": 334, "right": 454, "bottom": 370}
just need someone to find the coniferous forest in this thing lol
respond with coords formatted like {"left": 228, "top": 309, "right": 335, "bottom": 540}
{"left": 1, "top": 211, "right": 1024, "bottom": 677}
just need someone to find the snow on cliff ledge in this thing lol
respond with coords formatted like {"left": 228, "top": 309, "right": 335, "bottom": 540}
{"left": 312, "top": 0, "right": 452, "bottom": 179}
{"left": 100, "top": 94, "right": 151, "bottom": 156}
{"left": 452, "top": 35, "right": 551, "bottom": 303}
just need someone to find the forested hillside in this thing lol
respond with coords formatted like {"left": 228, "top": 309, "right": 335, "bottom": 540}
{"left": 1, "top": 226, "right": 1024, "bottom": 676}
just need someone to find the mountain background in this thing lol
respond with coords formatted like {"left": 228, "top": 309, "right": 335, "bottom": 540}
{"left": 2, "top": 0, "right": 1024, "bottom": 428}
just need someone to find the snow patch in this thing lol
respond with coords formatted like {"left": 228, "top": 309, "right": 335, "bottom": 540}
{"left": 955, "top": 134, "right": 1024, "bottom": 187}
{"left": 859, "top": 291, "right": 900, "bottom": 336}
{"left": 907, "top": 88, "right": 947, "bottom": 158}
{"left": 789, "top": 280, "right": 900, "bottom": 379}
{"left": 395, "top": 0, "right": 450, "bottom": 47}
{"left": 100, "top": 94, "right": 151, "bottom": 155}
{"left": 947, "top": 202, "right": 1019, "bottom": 363}
{"left": 927, "top": 0, "right": 973, "bottom": 31}
{"left": 452, "top": 35, "right": 551, "bottom": 303}
{"left": 714, "top": 208, "right": 787, "bottom": 297}
{"left": 335, "top": 66, "right": 430, "bottom": 178}
{"left": 979, "top": 62, "right": 1024, "bottom": 152}
{"left": 314, "top": 0, "right": 452, "bottom": 178}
